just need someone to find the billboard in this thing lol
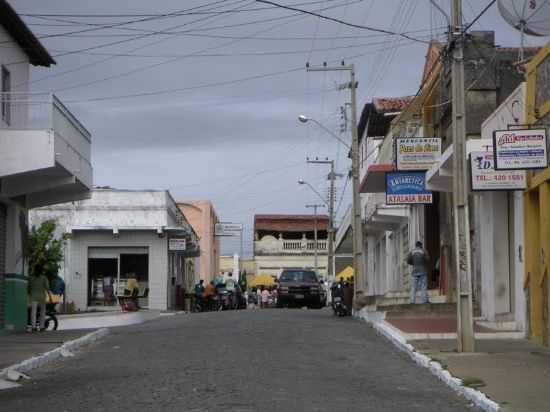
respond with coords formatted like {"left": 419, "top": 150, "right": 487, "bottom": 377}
{"left": 395, "top": 137, "right": 441, "bottom": 171}
{"left": 493, "top": 129, "right": 548, "bottom": 170}
{"left": 385, "top": 171, "right": 432, "bottom": 205}
{"left": 470, "top": 151, "right": 527, "bottom": 191}
{"left": 214, "top": 223, "right": 243, "bottom": 237}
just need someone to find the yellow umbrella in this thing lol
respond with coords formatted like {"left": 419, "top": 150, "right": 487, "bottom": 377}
{"left": 335, "top": 266, "right": 354, "bottom": 282}
{"left": 250, "top": 273, "right": 276, "bottom": 287}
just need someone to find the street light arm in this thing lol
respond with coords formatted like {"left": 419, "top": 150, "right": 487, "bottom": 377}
{"left": 308, "top": 118, "right": 351, "bottom": 149}
{"left": 299, "top": 180, "right": 328, "bottom": 207}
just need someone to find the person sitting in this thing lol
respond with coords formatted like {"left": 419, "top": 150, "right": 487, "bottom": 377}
{"left": 126, "top": 276, "right": 140, "bottom": 310}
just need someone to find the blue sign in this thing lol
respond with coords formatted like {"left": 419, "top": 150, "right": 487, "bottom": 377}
{"left": 385, "top": 171, "right": 432, "bottom": 204}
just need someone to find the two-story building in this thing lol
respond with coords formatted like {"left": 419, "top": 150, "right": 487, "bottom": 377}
{"left": 0, "top": 1, "right": 93, "bottom": 331}
{"left": 254, "top": 214, "right": 329, "bottom": 278}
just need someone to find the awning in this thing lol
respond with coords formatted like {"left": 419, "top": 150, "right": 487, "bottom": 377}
{"left": 365, "top": 205, "right": 408, "bottom": 233}
{"left": 425, "top": 139, "right": 493, "bottom": 193}
{"left": 426, "top": 144, "right": 453, "bottom": 192}
{"left": 359, "top": 163, "right": 395, "bottom": 193}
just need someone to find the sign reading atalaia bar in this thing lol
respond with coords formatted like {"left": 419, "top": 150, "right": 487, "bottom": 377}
{"left": 385, "top": 171, "right": 433, "bottom": 205}
{"left": 395, "top": 137, "right": 441, "bottom": 170}
{"left": 493, "top": 129, "right": 548, "bottom": 170}
{"left": 470, "top": 151, "right": 527, "bottom": 191}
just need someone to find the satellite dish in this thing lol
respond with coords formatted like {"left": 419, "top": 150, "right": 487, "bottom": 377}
{"left": 498, "top": 0, "right": 550, "bottom": 61}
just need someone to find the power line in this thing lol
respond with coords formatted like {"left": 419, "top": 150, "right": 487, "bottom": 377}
{"left": 463, "top": 0, "right": 497, "bottom": 33}
{"left": 255, "top": 0, "right": 431, "bottom": 44}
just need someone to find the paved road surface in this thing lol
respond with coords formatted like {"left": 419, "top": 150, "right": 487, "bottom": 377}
{"left": 1, "top": 309, "right": 478, "bottom": 411}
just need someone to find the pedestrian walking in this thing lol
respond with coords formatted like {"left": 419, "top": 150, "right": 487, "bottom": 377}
{"left": 261, "top": 287, "right": 270, "bottom": 309}
{"left": 406, "top": 241, "right": 430, "bottom": 304}
{"left": 28, "top": 273, "right": 51, "bottom": 332}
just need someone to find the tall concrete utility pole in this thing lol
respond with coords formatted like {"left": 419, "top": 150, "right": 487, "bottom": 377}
{"left": 306, "top": 203, "right": 325, "bottom": 274}
{"left": 306, "top": 63, "right": 364, "bottom": 297}
{"left": 306, "top": 158, "right": 343, "bottom": 280}
{"left": 450, "top": 0, "right": 475, "bottom": 352}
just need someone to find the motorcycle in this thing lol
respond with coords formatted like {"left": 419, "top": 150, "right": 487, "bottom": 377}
{"left": 332, "top": 295, "right": 350, "bottom": 317}
{"left": 27, "top": 302, "right": 58, "bottom": 331}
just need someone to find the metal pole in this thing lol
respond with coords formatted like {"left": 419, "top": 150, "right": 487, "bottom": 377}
{"left": 306, "top": 203, "right": 324, "bottom": 274}
{"left": 306, "top": 63, "right": 364, "bottom": 299}
{"left": 349, "top": 65, "right": 364, "bottom": 298}
{"left": 451, "top": 0, "right": 475, "bottom": 352}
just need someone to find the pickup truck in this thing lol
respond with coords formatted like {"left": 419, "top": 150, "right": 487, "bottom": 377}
{"left": 277, "top": 269, "right": 323, "bottom": 309}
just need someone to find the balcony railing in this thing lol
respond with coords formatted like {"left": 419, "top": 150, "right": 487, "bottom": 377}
{"left": 0, "top": 92, "right": 92, "bottom": 187}
{"left": 255, "top": 238, "right": 327, "bottom": 255}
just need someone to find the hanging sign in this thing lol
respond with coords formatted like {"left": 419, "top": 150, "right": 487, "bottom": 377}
{"left": 215, "top": 223, "right": 242, "bottom": 237}
{"left": 385, "top": 171, "right": 432, "bottom": 204}
{"left": 169, "top": 238, "right": 187, "bottom": 251}
{"left": 395, "top": 137, "right": 441, "bottom": 170}
{"left": 470, "top": 151, "right": 527, "bottom": 191}
{"left": 493, "top": 129, "right": 548, "bottom": 170}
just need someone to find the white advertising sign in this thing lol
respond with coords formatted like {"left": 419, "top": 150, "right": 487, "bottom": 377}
{"left": 493, "top": 129, "right": 548, "bottom": 170}
{"left": 214, "top": 223, "right": 243, "bottom": 237}
{"left": 470, "top": 151, "right": 527, "bottom": 191}
{"left": 395, "top": 137, "right": 441, "bottom": 170}
{"left": 169, "top": 238, "right": 187, "bottom": 251}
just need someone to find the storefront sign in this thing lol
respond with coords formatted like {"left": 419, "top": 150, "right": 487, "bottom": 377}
{"left": 395, "top": 137, "right": 441, "bottom": 170}
{"left": 470, "top": 151, "right": 527, "bottom": 191}
{"left": 493, "top": 129, "right": 548, "bottom": 170}
{"left": 385, "top": 171, "right": 432, "bottom": 204}
{"left": 214, "top": 223, "right": 242, "bottom": 237}
{"left": 169, "top": 238, "right": 187, "bottom": 251}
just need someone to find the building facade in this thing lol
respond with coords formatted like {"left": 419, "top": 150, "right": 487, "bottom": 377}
{"left": 254, "top": 214, "right": 329, "bottom": 278}
{"left": 30, "top": 189, "right": 199, "bottom": 312}
{"left": 0, "top": 1, "right": 93, "bottom": 331}
{"left": 177, "top": 200, "right": 220, "bottom": 283}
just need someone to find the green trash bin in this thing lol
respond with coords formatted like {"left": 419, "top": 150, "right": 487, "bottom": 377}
{"left": 4, "top": 274, "right": 28, "bottom": 332}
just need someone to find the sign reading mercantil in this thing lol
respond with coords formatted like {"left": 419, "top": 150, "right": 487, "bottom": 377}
{"left": 214, "top": 223, "right": 243, "bottom": 236}
{"left": 395, "top": 137, "right": 441, "bottom": 170}
{"left": 169, "top": 238, "right": 187, "bottom": 251}
{"left": 493, "top": 129, "right": 548, "bottom": 170}
{"left": 385, "top": 171, "right": 432, "bottom": 205}
{"left": 470, "top": 151, "right": 527, "bottom": 191}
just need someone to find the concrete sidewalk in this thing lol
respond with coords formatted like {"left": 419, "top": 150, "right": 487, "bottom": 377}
{"left": 413, "top": 338, "right": 550, "bottom": 412}
{"left": 0, "top": 330, "right": 93, "bottom": 370}
{"left": 58, "top": 309, "right": 164, "bottom": 330}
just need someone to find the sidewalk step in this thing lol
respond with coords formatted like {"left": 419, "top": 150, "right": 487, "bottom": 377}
{"left": 383, "top": 303, "right": 457, "bottom": 318}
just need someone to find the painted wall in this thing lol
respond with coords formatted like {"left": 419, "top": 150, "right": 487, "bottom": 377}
{"left": 255, "top": 255, "right": 329, "bottom": 278}
{"left": 178, "top": 200, "right": 220, "bottom": 282}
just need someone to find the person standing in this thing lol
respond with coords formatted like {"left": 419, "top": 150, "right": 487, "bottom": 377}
{"left": 406, "top": 241, "right": 430, "bottom": 304}
{"left": 261, "top": 287, "right": 270, "bottom": 309}
{"left": 29, "top": 273, "right": 51, "bottom": 332}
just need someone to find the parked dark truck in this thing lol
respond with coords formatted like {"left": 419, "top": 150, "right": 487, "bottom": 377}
{"left": 277, "top": 269, "right": 323, "bottom": 309}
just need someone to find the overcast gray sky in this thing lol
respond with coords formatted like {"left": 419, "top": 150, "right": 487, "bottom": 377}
{"left": 11, "top": 0, "right": 550, "bottom": 256}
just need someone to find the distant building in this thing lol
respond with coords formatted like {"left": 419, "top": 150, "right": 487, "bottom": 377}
{"left": 254, "top": 214, "right": 329, "bottom": 278}
{"left": 177, "top": 200, "right": 220, "bottom": 282}
{"left": 30, "top": 189, "right": 199, "bottom": 311}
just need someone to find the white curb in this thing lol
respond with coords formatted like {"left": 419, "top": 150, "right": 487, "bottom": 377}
{"left": 0, "top": 328, "right": 109, "bottom": 380}
{"left": 355, "top": 310, "right": 500, "bottom": 412}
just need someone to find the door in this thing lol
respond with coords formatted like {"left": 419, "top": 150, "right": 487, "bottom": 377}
{"left": 87, "top": 258, "right": 118, "bottom": 306}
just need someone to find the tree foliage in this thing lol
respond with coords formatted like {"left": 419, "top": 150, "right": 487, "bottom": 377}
{"left": 26, "top": 220, "right": 65, "bottom": 281}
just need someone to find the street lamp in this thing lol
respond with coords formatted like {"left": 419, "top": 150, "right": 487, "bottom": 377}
{"left": 297, "top": 115, "right": 351, "bottom": 149}
{"left": 297, "top": 179, "right": 327, "bottom": 206}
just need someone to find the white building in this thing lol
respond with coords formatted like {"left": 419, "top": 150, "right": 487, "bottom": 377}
{"left": 30, "top": 189, "right": 200, "bottom": 311}
{"left": 254, "top": 214, "right": 329, "bottom": 278}
{"left": 0, "top": 1, "right": 92, "bottom": 330}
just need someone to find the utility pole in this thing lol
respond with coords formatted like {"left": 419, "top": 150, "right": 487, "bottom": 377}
{"left": 306, "top": 203, "right": 325, "bottom": 274}
{"left": 450, "top": 0, "right": 475, "bottom": 352}
{"left": 307, "top": 63, "right": 364, "bottom": 299}
{"left": 306, "top": 158, "right": 343, "bottom": 281}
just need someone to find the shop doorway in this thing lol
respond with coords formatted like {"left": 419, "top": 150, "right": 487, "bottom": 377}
{"left": 88, "top": 258, "right": 118, "bottom": 306}
{"left": 424, "top": 192, "right": 441, "bottom": 289}
{"left": 120, "top": 254, "right": 149, "bottom": 307}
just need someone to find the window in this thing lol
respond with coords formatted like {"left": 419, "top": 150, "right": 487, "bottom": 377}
{"left": 1, "top": 66, "right": 10, "bottom": 125}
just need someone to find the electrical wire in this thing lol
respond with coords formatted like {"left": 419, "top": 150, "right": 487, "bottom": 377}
{"left": 255, "top": 0, "right": 430, "bottom": 44}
